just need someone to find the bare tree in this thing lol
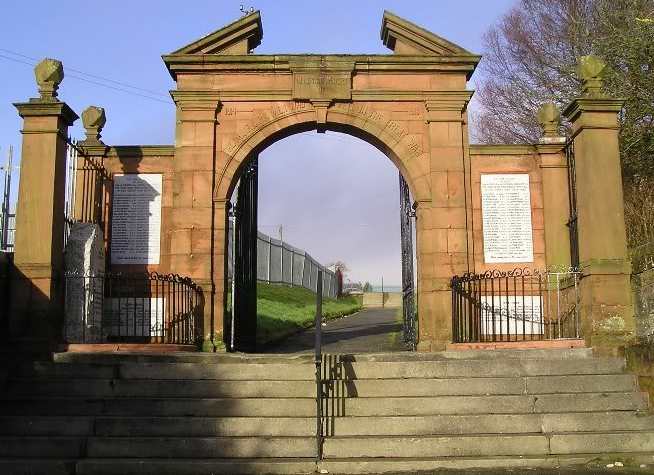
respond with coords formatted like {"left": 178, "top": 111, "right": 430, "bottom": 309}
{"left": 473, "top": 0, "right": 654, "bottom": 246}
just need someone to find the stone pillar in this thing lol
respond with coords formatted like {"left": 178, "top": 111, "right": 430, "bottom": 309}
{"left": 10, "top": 58, "right": 78, "bottom": 341}
{"left": 562, "top": 56, "right": 634, "bottom": 352}
{"left": 169, "top": 92, "right": 220, "bottom": 349}
{"left": 74, "top": 106, "right": 108, "bottom": 225}
{"left": 536, "top": 103, "right": 571, "bottom": 269}
{"left": 418, "top": 94, "right": 472, "bottom": 351}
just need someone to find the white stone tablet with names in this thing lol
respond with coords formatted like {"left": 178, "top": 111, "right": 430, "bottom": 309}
{"left": 481, "top": 174, "right": 534, "bottom": 263}
{"left": 111, "top": 174, "right": 162, "bottom": 265}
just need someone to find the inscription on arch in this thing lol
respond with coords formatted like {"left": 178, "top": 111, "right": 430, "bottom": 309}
{"left": 222, "top": 101, "right": 424, "bottom": 159}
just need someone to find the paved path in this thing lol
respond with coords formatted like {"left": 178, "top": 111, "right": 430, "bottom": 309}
{"left": 265, "top": 307, "right": 405, "bottom": 354}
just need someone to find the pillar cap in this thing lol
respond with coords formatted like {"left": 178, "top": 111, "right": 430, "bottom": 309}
{"left": 14, "top": 101, "right": 78, "bottom": 126}
{"left": 562, "top": 97, "right": 624, "bottom": 122}
{"left": 80, "top": 106, "right": 106, "bottom": 145}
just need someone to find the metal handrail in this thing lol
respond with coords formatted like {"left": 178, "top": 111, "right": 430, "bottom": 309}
{"left": 314, "top": 268, "right": 323, "bottom": 462}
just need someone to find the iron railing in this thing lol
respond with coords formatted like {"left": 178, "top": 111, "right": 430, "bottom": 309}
{"left": 64, "top": 272, "right": 203, "bottom": 345}
{"left": 565, "top": 140, "right": 580, "bottom": 269}
{"left": 451, "top": 268, "right": 581, "bottom": 343}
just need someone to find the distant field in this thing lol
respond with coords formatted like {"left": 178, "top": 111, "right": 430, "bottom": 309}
{"left": 257, "top": 282, "right": 362, "bottom": 347}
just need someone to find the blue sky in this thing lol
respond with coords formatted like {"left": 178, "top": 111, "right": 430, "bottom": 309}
{"left": 0, "top": 0, "right": 516, "bottom": 285}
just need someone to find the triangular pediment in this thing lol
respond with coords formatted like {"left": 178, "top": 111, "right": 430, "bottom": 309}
{"left": 381, "top": 10, "right": 472, "bottom": 56}
{"left": 171, "top": 11, "right": 263, "bottom": 55}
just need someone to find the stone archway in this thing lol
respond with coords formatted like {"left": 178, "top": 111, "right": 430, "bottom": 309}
{"left": 164, "top": 10, "right": 480, "bottom": 350}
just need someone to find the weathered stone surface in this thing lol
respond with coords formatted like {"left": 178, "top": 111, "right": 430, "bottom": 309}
{"left": 33, "top": 58, "right": 63, "bottom": 100}
{"left": 63, "top": 223, "right": 105, "bottom": 343}
{"left": 81, "top": 105, "right": 106, "bottom": 143}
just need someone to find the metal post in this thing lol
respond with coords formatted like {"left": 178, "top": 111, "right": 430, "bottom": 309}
{"left": 1, "top": 146, "right": 13, "bottom": 250}
{"left": 315, "top": 268, "right": 323, "bottom": 461}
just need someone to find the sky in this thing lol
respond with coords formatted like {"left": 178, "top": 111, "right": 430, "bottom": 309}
{"left": 0, "top": 0, "right": 516, "bottom": 285}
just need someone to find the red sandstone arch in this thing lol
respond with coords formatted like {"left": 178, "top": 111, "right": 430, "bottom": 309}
{"left": 214, "top": 107, "right": 430, "bottom": 203}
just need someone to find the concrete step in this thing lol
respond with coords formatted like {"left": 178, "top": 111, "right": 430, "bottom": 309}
{"left": 3, "top": 455, "right": 654, "bottom": 475}
{"left": 0, "top": 416, "right": 94, "bottom": 436}
{"left": 319, "top": 454, "right": 654, "bottom": 474}
{"left": 350, "top": 347, "right": 594, "bottom": 360}
{"left": 94, "top": 417, "right": 315, "bottom": 437}
{"left": 2, "top": 411, "right": 652, "bottom": 439}
{"left": 329, "top": 412, "right": 654, "bottom": 436}
{"left": 4, "top": 379, "right": 316, "bottom": 398}
{"left": 341, "top": 392, "right": 648, "bottom": 416}
{"left": 19, "top": 361, "right": 315, "bottom": 381}
{"left": 334, "top": 357, "right": 625, "bottom": 379}
{"left": 2, "top": 391, "right": 647, "bottom": 417}
{"left": 0, "top": 460, "right": 76, "bottom": 475}
{"left": 76, "top": 459, "right": 317, "bottom": 475}
{"left": 86, "top": 436, "right": 317, "bottom": 458}
{"left": 52, "top": 352, "right": 315, "bottom": 365}
{"left": 0, "top": 437, "right": 85, "bottom": 458}
{"left": 323, "top": 434, "right": 551, "bottom": 458}
{"left": 18, "top": 357, "right": 625, "bottom": 381}
{"left": 323, "top": 431, "right": 654, "bottom": 458}
{"left": 0, "top": 458, "right": 317, "bottom": 475}
{"left": 0, "top": 397, "right": 317, "bottom": 417}
{"left": 5, "top": 373, "right": 635, "bottom": 399}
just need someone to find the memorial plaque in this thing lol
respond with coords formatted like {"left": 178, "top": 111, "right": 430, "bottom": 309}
{"left": 481, "top": 174, "right": 534, "bottom": 263}
{"left": 104, "top": 297, "right": 164, "bottom": 337}
{"left": 480, "top": 295, "right": 543, "bottom": 335}
{"left": 111, "top": 174, "right": 162, "bottom": 265}
{"left": 292, "top": 72, "right": 352, "bottom": 100}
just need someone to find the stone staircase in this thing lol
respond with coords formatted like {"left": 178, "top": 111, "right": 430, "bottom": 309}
{"left": 1, "top": 348, "right": 654, "bottom": 474}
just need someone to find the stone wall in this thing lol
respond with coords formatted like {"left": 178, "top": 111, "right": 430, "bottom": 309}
{"left": 0, "top": 252, "right": 11, "bottom": 332}
{"left": 363, "top": 292, "right": 402, "bottom": 308}
{"left": 633, "top": 268, "right": 654, "bottom": 341}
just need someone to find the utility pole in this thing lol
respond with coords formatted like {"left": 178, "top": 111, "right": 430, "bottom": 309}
{"left": 279, "top": 224, "right": 283, "bottom": 282}
{"left": 0, "top": 146, "right": 14, "bottom": 251}
{"left": 381, "top": 275, "right": 384, "bottom": 308}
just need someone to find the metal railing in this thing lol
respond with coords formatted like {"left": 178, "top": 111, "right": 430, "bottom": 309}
{"left": 451, "top": 268, "right": 581, "bottom": 343}
{"left": 64, "top": 272, "right": 203, "bottom": 345}
{"left": 314, "top": 269, "right": 323, "bottom": 461}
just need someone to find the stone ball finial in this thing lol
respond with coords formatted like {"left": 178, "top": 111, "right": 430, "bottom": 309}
{"left": 537, "top": 102, "right": 561, "bottom": 138}
{"left": 577, "top": 55, "right": 607, "bottom": 98}
{"left": 34, "top": 58, "right": 64, "bottom": 101}
{"left": 81, "top": 106, "right": 106, "bottom": 144}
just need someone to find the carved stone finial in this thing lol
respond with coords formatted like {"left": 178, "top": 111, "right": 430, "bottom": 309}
{"left": 81, "top": 106, "right": 106, "bottom": 144}
{"left": 577, "top": 55, "right": 607, "bottom": 98}
{"left": 34, "top": 58, "right": 64, "bottom": 101}
{"left": 537, "top": 102, "right": 561, "bottom": 138}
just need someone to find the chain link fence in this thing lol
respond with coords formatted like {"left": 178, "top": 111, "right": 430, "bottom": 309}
{"left": 227, "top": 222, "right": 337, "bottom": 298}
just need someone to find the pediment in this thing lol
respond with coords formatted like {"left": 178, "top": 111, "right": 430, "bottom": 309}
{"left": 381, "top": 10, "right": 473, "bottom": 56}
{"left": 171, "top": 11, "right": 263, "bottom": 55}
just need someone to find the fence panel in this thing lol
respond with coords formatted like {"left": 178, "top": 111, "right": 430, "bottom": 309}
{"left": 64, "top": 272, "right": 203, "bottom": 344}
{"left": 451, "top": 268, "right": 581, "bottom": 343}
{"left": 227, "top": 222, "right": 337, "bottom": 297}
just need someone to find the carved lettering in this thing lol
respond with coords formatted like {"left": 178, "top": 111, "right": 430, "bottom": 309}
{"left": 293, "top": 72, "right": 351, "bottom": 100}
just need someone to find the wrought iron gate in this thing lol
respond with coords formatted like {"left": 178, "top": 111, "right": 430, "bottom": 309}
{"left": 565, "top": 140, "right": 579, "bottom": 269}
{"left": 399, "top": 173, "right": 417, "bottom": 350}
{"left": 232, "top": 157, "right": 258, "bottom": 352}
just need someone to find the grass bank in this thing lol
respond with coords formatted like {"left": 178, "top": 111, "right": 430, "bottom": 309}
{"left": 257, "top": 282, "right": 362, "bottom": 347}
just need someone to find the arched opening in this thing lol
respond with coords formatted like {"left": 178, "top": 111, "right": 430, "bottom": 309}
{"left": 222, "top": 123, "right": 417, "bottom": 354}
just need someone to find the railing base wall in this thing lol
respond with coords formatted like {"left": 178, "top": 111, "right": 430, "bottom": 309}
{"left": 59, "top": 343, "right": 198, "bottom": 353}
{"left": 447, "top": 339, "right": 586, "bottom": 351}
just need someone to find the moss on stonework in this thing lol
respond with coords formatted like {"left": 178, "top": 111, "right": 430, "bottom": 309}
{"left": 626, "top": 342, "right": 654, "bottom": 408}
{"left": 200, "top": 332, "right": 226, "bottom": 353}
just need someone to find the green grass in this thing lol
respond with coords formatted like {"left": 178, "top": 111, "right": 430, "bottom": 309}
{"left": 256, "top": 282, "right": 362, "bottom": 347}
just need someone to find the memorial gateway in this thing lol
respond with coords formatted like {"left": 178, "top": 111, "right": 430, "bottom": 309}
{"left": 1, "top": 10, "right": 651, "bottom": 475}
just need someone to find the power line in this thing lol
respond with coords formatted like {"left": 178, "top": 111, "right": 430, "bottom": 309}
{"left": 0, "top": 48, "right": 170, "bottom": 98}
{"left": 0, "top": 50, "right": 172, "bottom": 105}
